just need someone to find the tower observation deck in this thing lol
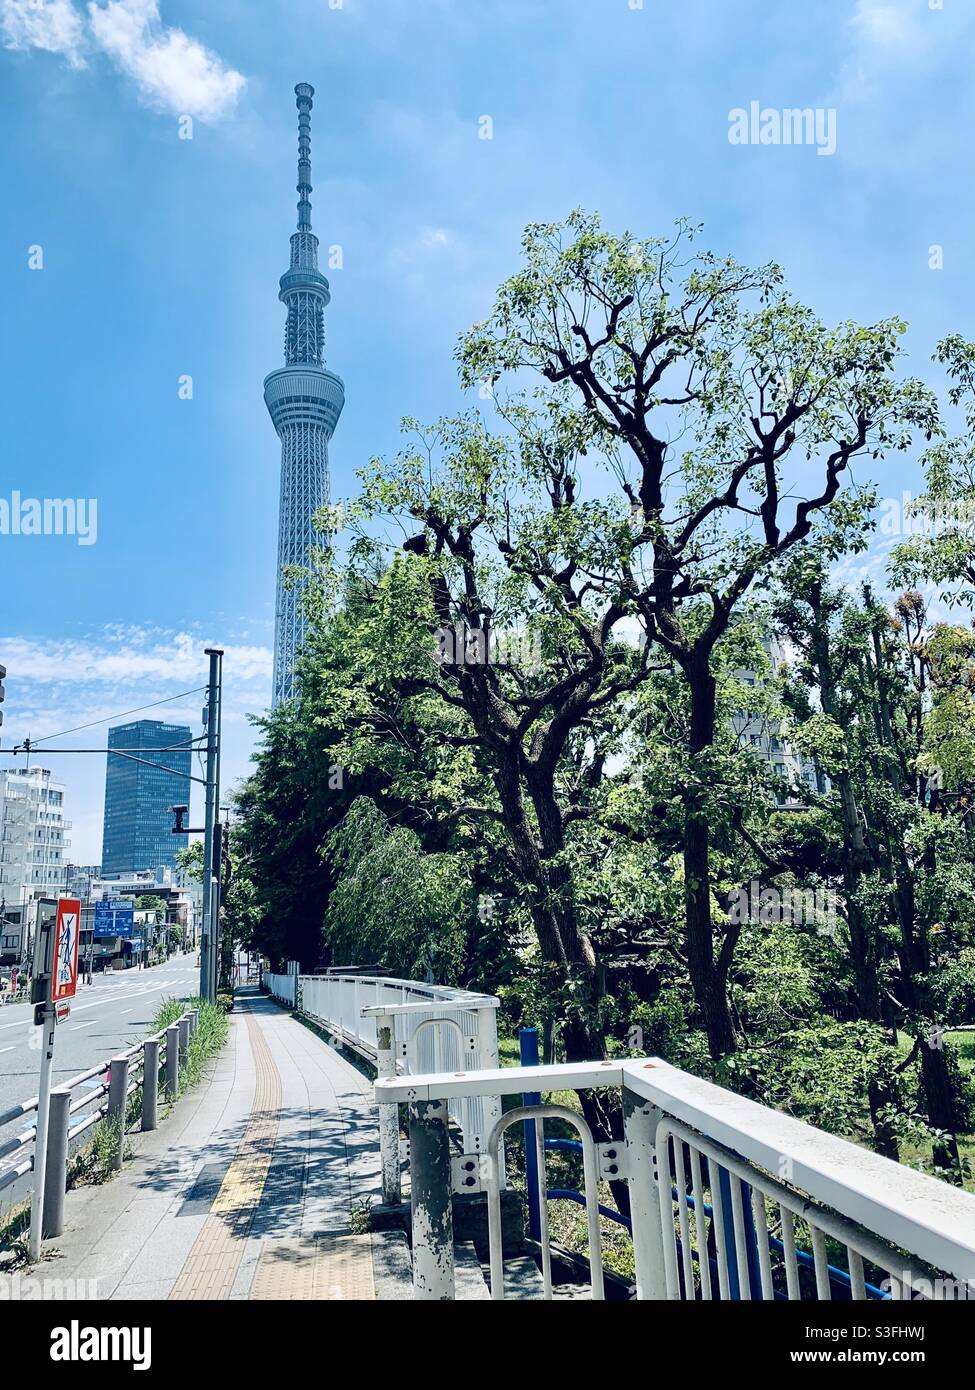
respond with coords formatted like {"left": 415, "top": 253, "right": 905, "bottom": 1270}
{"left": 264, "top": 82, "right": 344, "bottom": 707}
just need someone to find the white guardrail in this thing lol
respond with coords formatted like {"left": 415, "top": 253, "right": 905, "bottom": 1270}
{"left": 263, "top": 967, "right": 501, "bottom": 1205}
{"left": 376, "top": 1058, "right": 975, "bottom": 1302}
{"left": 0, "top": 1009, "right": 197, "bottom": 1231}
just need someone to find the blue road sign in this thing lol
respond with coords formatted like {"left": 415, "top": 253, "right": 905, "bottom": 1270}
{"left": 94, "top": 899, "right": 136, "bottom": 938}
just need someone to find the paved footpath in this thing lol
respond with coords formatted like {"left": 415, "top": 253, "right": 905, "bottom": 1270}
{"left": 8, "top": 989, "right": 391, "bottom": 1300}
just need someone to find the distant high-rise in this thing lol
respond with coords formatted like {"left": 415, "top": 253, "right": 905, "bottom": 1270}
{"left": 265, "top": 82, "right": 345, "bottom": 706}
{"left": 101, "top": 720, "right": 191, "bottom": 875}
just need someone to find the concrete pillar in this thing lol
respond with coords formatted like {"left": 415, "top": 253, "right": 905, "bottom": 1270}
{"left": 106, "top": 1055, "right": 130, "bottom": 1173}
{"left": 375, "top": 1014, "right": 401, "bottom": 1206}
{"left": 623, "top": 1086, "right": 668, "bottom": 1299}
{"left": 408, "top": 1098, "right": 455, "bottom": 1299}
{"left": 42, "top": 1087, "right": 72, "bottom": 1238}
{"left": 178, "top": 1015, "right": 190, "bottom": 1063}
{"left": 165, "top": 1024, "right": 179, "bottom": 1101}
{"left": 142, "top": 1039, "right": 160, "bottom": 1131}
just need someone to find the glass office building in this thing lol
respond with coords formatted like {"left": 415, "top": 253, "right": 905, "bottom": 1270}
{"left": 101, "top": 720, "right": 192, "bottom": 875}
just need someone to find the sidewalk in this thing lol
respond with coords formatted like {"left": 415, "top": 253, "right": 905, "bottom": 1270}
{"left": 8, "top": 989, "right": 390, "bottom": 1300}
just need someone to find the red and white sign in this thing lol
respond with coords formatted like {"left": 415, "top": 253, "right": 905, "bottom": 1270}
{"left": 52, "top": 898, "right": 81, "bottom": 1003}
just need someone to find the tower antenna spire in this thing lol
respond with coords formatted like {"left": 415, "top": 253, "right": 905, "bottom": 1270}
{"left": 295, "top": 81, "right": 314, "bottom": 232}
{"left": 265, "top": 82, "right": 345, "bottom": 708}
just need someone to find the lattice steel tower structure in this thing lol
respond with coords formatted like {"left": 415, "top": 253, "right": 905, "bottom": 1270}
{"left": 264, "top": 83, "right": 345, "bottom": 706}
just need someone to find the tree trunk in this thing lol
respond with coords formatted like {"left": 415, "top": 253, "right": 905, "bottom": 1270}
{"left": 684, "top": 661, "right": 737, "bottom": 1060}
{"left": 835, "top": 772, "right": 882, "bottom": 1021}
{"left": 888, "top": 852, "right": 962, "bottom": 1177}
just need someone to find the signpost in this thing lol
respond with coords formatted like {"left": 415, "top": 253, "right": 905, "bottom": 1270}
{"left": 29, "top": 898, "right": 81, "bottom": 1260}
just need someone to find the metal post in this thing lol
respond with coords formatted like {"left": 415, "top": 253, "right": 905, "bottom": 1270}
{"left": 212, "top": 669, "right": 225, "bottom": 1003}
{"left": 623, "top": 1086, "right": 668, "bottom": 1299}
{"left": 408, "top": 1098, "right": 455, "bottom": 1299}
{"left": 42, "top": 1087, "right": 71, "bottom": 1239}
{"left": 165, "top": 1024, "right": 179, "bottom": 1101}
{"left": 28, "top": 904, "right": 57, "bottom": 1263}
{"left": 142, "top": 1039, "right": 160, "bottom": 1131}
{"left": 718, "top": 1166, "right": 742, "bottom": 1299}
{"left": 29, "top": 1010, "right": 56, "bottom": 1262}
{"left": 375, "top": 1013, "right": 401, "bottom": 1206}
{"left": 740, "top": 1179, "right": 762, "bottom": 1298}
{"left": 519, "top": 1027, "right": 542, "bottom": 1242}
{"left": 178, "top": 1015, "right": 190, "bottom": 1062}
{"left": 480, "top": 1006, "right": 503, "bottom": 1183}
{"left": 107, "top": 1055, "right": 129, "bottom": 1172}
{"left": 199, "top": 648, "right": 223, "bottom": 1002}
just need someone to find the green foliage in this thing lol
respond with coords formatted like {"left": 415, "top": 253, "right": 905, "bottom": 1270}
{"left": 229, "top": 211, "right": 975, "bottom": 1185}
{"left": 135, "top": 895, "right": 167, "bottom": 920}
{"left": 175, "top": 842, "right": 204, "bottom": 881}
{"left": 324, "top": 798, "right": 473, "bottom": 981}
{"left": 151, "top": 997, "right": 229, "bottom": 1092}
{"left": 731, "top": 1021, "right": 901, "bottom": 1137}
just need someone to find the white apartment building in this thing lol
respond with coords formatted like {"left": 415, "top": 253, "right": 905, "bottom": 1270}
{"left": 0, "top": 767, "right": 70, "bottom": 963}
{"left": 732, "top": 640, "right": 829, "bottom": 808}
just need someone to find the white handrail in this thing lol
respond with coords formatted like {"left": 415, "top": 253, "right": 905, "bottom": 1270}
{"left": 379, "top": 1055, "right": 975, "bottom": 1301}
{"left": 268, "top": 967, "right": 503, "bottom": 1205}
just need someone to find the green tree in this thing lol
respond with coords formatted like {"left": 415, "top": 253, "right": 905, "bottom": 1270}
{"left": 342, "top": 210, "right": 934, "bottom": 1061}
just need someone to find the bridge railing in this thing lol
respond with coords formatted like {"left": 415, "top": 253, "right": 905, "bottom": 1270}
{"left": 262, "top": 969, "right": 296, "bottom": 1007}
{"left": 265, "top": 968, "right": 501, "bottom": 1204}
{"left": 376, "top": 1057, "right": 975, "bottom": 1302}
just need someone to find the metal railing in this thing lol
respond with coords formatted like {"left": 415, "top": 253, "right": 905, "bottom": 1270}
{"left": 262, "top": 966, "right": 501, "bottom": 1206}
{"left": 0, "top": 1009, "right": 197, "bottom": 1237}
{"left": 376, "top": 1057, "right": 975, "bottom": 1302}
{"left": 262, "top": 969, "right": 296, "bottom": 1007}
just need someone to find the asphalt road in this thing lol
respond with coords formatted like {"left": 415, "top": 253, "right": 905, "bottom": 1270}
{"left": 0, "top": 952, "right": 200, "bottom": 1120}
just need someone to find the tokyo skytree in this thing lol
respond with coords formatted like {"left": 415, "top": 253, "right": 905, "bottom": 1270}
{"left": 264, "top": 83, "right": 345, "bottom": 706}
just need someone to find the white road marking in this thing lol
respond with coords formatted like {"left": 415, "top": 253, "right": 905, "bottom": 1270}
{"left": 0, "top": 1046, "right": 14, "bottom": 1054}
{"left": 70, "top": 1021, "right": 95, "bottom": 1031}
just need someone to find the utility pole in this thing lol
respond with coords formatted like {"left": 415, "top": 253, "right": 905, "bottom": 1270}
{"left": 198, "top": 649, "right": 223, "bottom": 1002}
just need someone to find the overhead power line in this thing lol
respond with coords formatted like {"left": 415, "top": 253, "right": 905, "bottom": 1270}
{"left": 24, "top": 687, "right": 207, "bottom": 748}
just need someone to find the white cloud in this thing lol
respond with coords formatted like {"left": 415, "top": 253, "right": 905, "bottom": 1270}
{"left": 1, "top": 630, "right": 271, "bottom": 691}
{"left": 850, "top": 1, "right": 917, "bottom": 51}
{"left": 420, "top": 227, "right": 452, "bottom": 250}
{"left": 1, "top": 0, "right": 245, "bottom": 121}
{"left": 1, "top": 0, "right": 86, "bottom": 67}
{"left": 840, "top": 0, "right": 953, "bottom": 104}
{"left": 390, "top": 225, "right": 466, "bottom": 274}
{"left": 87, "top": 0, "right": 245, "bottom": 120}
{"left": 0, "top": 625, "right": 271, "bottom": 859}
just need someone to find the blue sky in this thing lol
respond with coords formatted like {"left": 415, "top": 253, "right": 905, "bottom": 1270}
{"left": 0, "top": 0, "right": 972, "bottom": 860}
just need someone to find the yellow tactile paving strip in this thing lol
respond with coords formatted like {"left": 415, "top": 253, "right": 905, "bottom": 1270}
{"left": 169, "top": 1013, "right": 282, "bottom": 1300}
{"left": 250, "top": 1234, "right": 376, "bottom": 1300}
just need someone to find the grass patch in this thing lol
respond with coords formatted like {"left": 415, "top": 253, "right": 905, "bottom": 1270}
{"left": 70, "top": 1114, "right": 129, "bottom": 1187}
{"left": 151, "top": 996, "right": 229, "bottom": 1095}
{"left": 0, "top": 1202, "right": 31, "bottom": 1269}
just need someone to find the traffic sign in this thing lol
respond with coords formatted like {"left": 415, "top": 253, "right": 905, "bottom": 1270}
{"left": 55, "top": 1001, "right": 71, "bottom": 1023}
{"left": 52, "top": 898, "right": 81, "bottom": 1002}
{"left": 94, "top": 898, "right": 135, "bottom": 938}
